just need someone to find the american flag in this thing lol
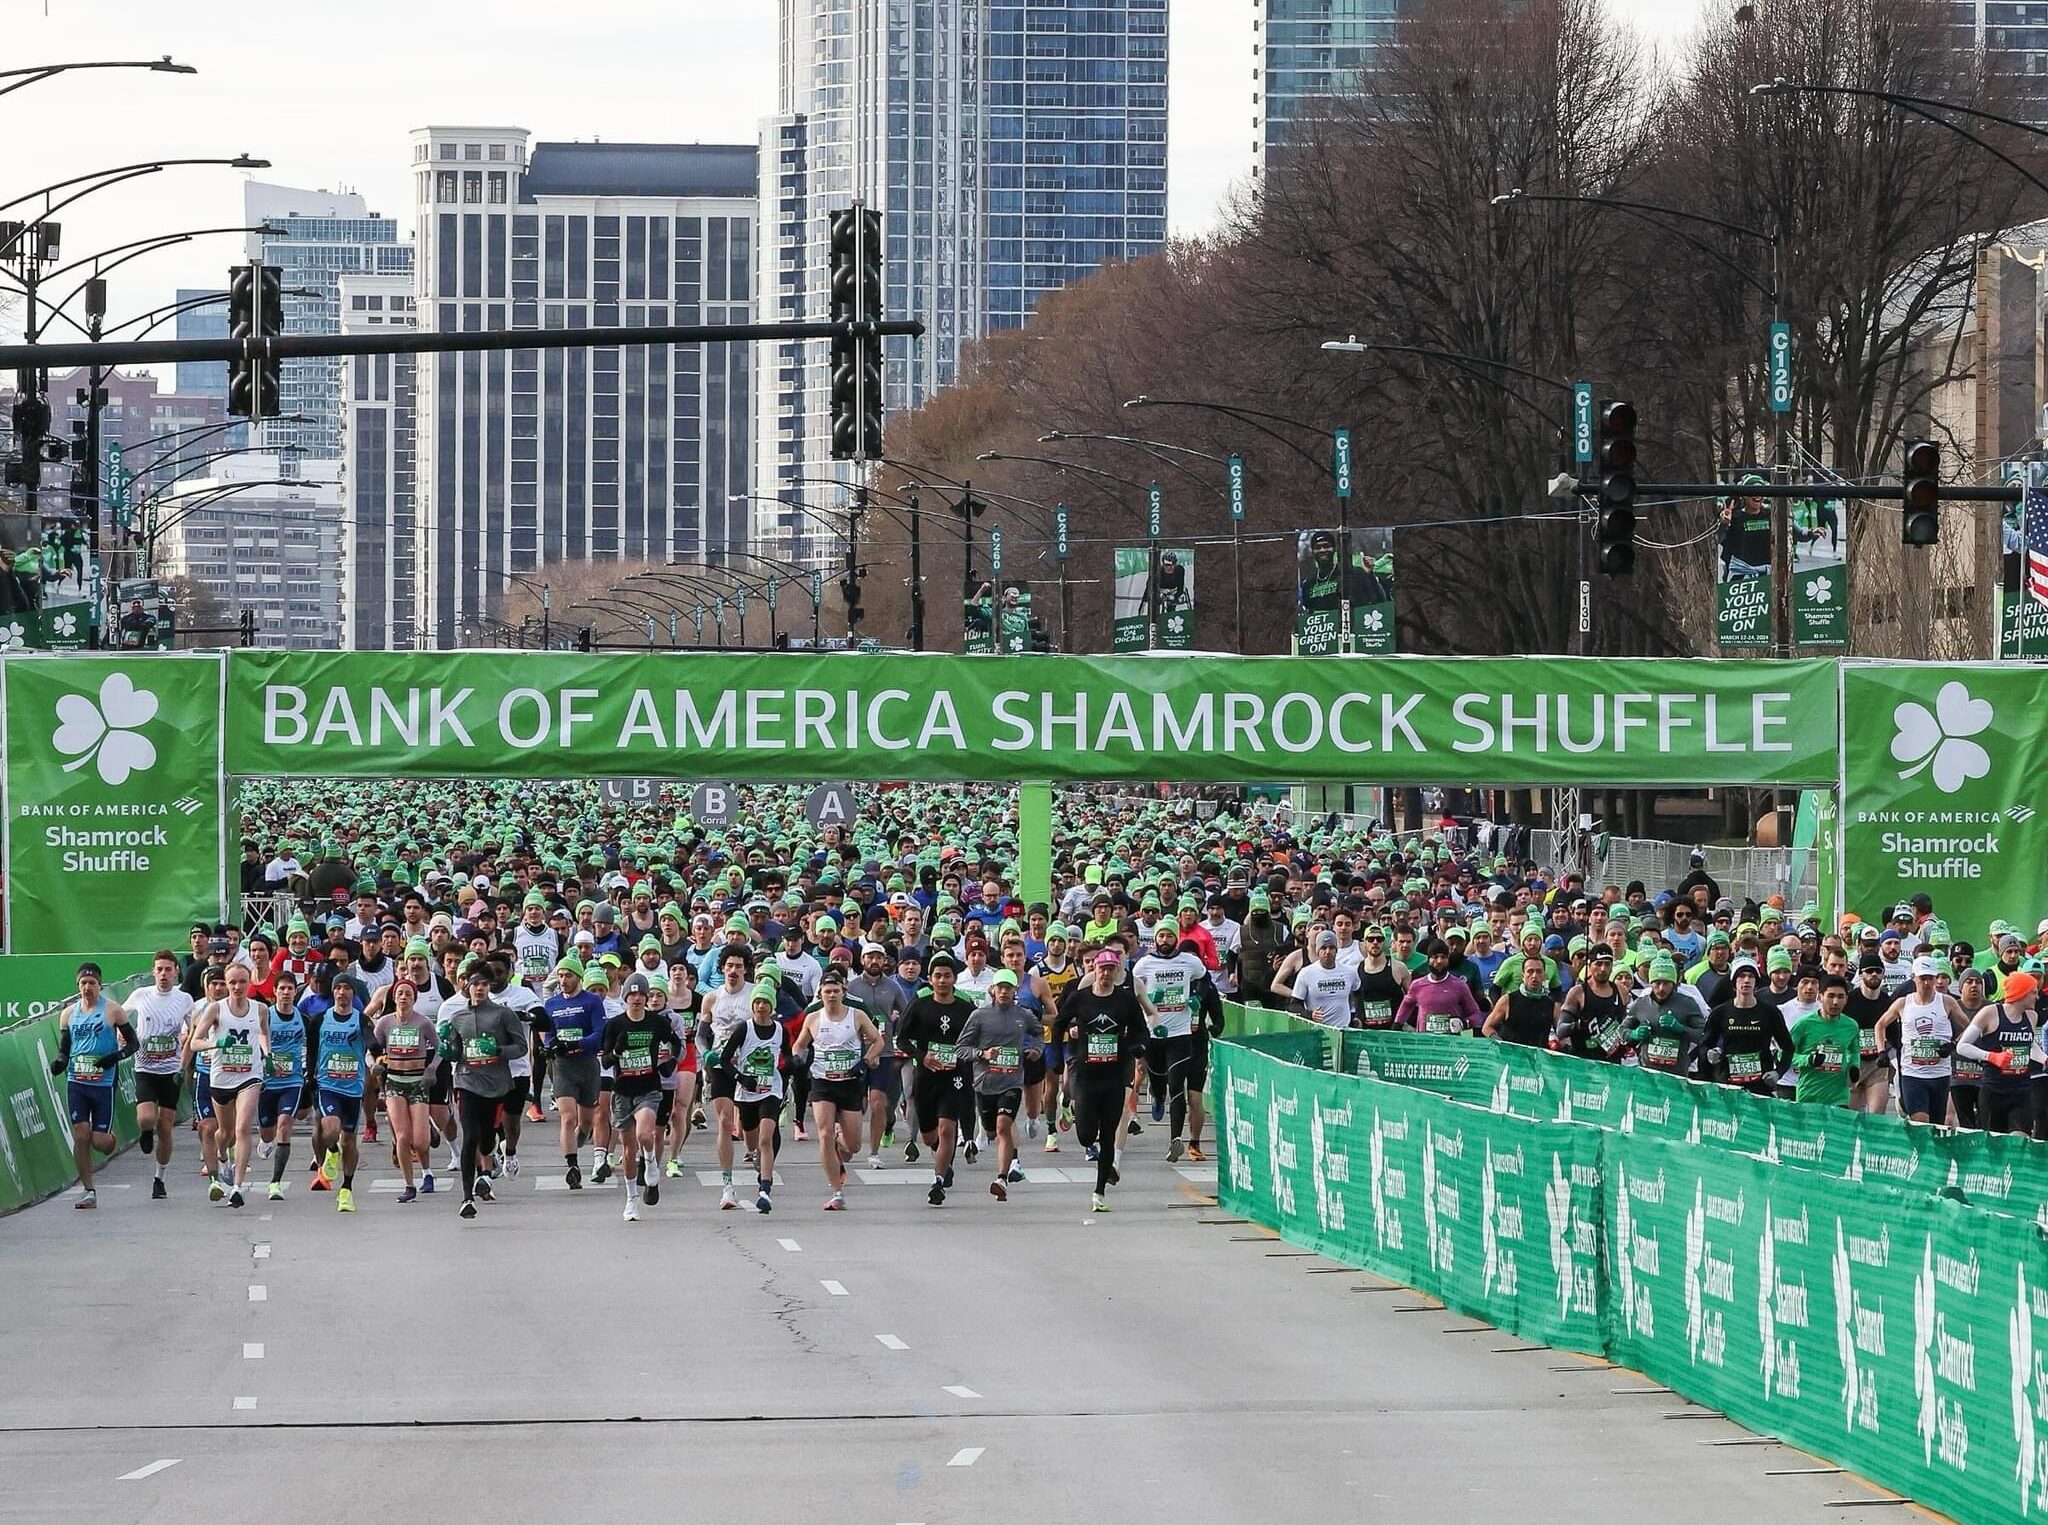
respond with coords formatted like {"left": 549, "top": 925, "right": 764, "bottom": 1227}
{"left": 2029, "top": 480, "right": 2048, "bottom": 608}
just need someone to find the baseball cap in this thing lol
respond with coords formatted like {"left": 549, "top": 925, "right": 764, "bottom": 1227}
{"left": 1094, "top": 951, "right": 1121, "bottom": 967}
{"left": 990, "top": 968, "right": 1019, "bottom": 989}
{"left": 1911, "top": 955, "right": 1940, "bottom": 978}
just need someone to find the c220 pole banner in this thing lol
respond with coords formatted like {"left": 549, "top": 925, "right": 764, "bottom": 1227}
{"left": 223, "top": 650, "right": 1841, "bottom": 788}
{"left": 1839, "top": 662, "right": 2048, "bottom": 933}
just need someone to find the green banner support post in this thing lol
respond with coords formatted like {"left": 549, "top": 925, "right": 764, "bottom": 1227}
{"left": 1017, "top": 781, "right": 1051, "bottom": 911}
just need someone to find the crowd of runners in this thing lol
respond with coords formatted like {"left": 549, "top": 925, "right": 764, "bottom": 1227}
{"left": 48, "top": 781, "right": 2048, "bottom": 1218}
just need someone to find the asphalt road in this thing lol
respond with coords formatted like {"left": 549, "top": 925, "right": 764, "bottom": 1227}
{"left": 1, "top": 1116, "right": 1891, "bottom": 1524}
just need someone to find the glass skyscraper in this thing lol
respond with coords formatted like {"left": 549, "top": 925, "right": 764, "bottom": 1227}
{"left": 1257, "top": 0, "right": 1404, "bottom": 166}
{"left": 758, "top": 0, "right": 1168, "bottom": 565}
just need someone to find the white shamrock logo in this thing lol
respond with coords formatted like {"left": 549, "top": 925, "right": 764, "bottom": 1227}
{"left": 1804, "top": 575, "right": 1833, "bottom": 605}
{"left": 1892, "top": 681, "right": 1993, "bottom": 794}
{"left": 51, "top": 611, "right": 77, "bottom": 638}
{"left": 1361, "top": 608, "right": 1386, "bottom": 632}
{"left": 53, "top": 672, "right": 159, "bottom": 784}
{"left": 0, "top": 621, "right": 26, "bottom": 650}
{"left": 1165, "top": 613, "right": 1186, "bottom": 638}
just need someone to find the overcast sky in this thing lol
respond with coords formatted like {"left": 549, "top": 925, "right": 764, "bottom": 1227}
{"left": 6, "top": 0, "right": 1712, "bottom": 357}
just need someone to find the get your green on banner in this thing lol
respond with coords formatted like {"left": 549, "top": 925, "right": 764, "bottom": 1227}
{"left": 3, "top": 655, "right": 225, "bottom": 955}
{"left": 224, "top": 651, "right": 1842, "bottom": 788}
{"left": 1839, "top": 663, "right": 2048, "bottom": 934}
{"left": 1716, "top": 570, "right": 1772, "bottom": 650}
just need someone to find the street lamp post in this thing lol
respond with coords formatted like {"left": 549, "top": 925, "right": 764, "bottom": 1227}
{"left": 0, "top": 57, "right": 195, "bottom": 100}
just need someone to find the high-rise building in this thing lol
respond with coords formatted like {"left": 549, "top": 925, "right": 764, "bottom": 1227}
{"left": 155, "top": 453, "right": 343, "bottom": 648}
{"left": 409, "top": 126, "right": 758, "bottom": 648}
{"left": 338, "top": 272, "right": 418, "bottom": 650}
{"left": 172, "top": 287, "right": 233, "bottom": 407}
{"left": 246, "top": 182, "right": 414, "bottom": 461}
{"left": 1254, "top": 0, "right": 1404, "bottom": 170}
{"left": 758, "top": 0, "right": 1169, "bottom": 564}
{"left": 1951, "top": 3, "right": 2048, "bottom": 122}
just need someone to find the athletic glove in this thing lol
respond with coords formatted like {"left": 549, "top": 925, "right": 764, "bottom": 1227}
{"left": 1986, "top": 1049, "right": 2016, "bottom": 1072}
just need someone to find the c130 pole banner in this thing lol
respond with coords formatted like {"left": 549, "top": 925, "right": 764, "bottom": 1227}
{"left": 223, "top": 650, "right": 1841, "bottom": 788}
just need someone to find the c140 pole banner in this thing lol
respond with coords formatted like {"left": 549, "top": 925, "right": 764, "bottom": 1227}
{"left": 224, "top": 650, "right": 1840, "bottom": 788}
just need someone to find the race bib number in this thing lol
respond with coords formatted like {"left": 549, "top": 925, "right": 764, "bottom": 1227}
{"left": 990, "top": 1044, "right": 1020, "bottom": 1073}
{"left": 1726, "top": 1051, "right": 1762, "bottom": 1083}
{"left": 1954, "top": 1055, "right": 1984, "bottom": 1082}
{"left": 464, "top": 1036, "right": 500, "bottom": 1066}
{"left": 619, "top": 1048, "right": 653, "bottom": 1078}
{"left": 388, "top": 1031, "right": 422, "bottom": 1058}
{"left": 1423, "top": 1012, "right": 1459, "bottom": 1036}
{"left": 1594, "top": 1018, "right": 1627, "bottom": 1057}
{"left": 1859, "top": 1027, "right": 1882, "bottom": 1059}
{"left": 1908, "top": 1038, "right": 1945, "bottom": 1067}
{"left": 1086, "top": 1031, "right": 1120, "bottom": 1063}
{"left": 1642, "top": 1035, "right": 1681, "bottom": 1069}
{"left": 217, "top": 1042, "right": 254, "bottom": 1077}
{"left": 1815, "top": 1045, "right": 1843, "bottom": 1073}
{"left": 324, "top": 1050, "right": 360, "bottom": 1081}
{"left": 1360, "top": 999, "right": 1394, "bottom": 1028}
{"left": 928, "top": 1042, "right": 957, "bottom": 1068}
{"left": 816, "top": 1048, "right": 858, "bottom": 1081}
{"left": 553, "top": 1027, "right": 581, "bottom": 1048}
{"left": 142, "top": 1034, "right": 179, "bottom": 1061}
{"left": 267, "top": 1052, "right": 296, "bottom": 1080}
{"left": 72, "top": 1054, "right": 107, "bottom": 1082}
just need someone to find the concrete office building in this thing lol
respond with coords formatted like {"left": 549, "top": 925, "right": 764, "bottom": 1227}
{"left": 155, "top": 453, "right": 343, "bottom": 649}
{"left": 410, "top": 126, "right": 758, "bottom": 647}
{"left": 338, "top": 272, "right": 419, "bottom": 649}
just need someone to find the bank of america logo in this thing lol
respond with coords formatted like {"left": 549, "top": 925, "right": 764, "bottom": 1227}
{"left": 173, "top": 796, "right": 204, "bottom": 816}
{"left": 2009, "top": 805, "right": 2036, "bottom": 824}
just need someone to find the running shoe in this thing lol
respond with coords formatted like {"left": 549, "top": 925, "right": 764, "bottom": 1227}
{"left": 942, "top": 1167, "right": 955, "bottom": 1189}
{"left": 525, "top": 1102, "right": 546, "bottom": 1123}
{"left": 756, "top": 1189, "right": 774, "bottom": 1214}
{"left": 150, "top": 1178, "right": 167, "bottom": 1200}
{"left": 928, "top": 1181, "right": 946, "bottom": 1207}
{"left": 336, "top": 1187, "right": 355, "bottom": 1213}
{"left": 1185, "top": 1143, "right": 1207, "bottom": 1162}
{"left": 1151, "top": 1097, "right": 1165, "bottom": 1123}
{"left": 1005, "top": 1163, "right": 1025, "bottom": 1184}
{"left": 1127, "top": 1120, "right": 1143, "bottom": 1136}
{"left": 665, "top": 1158, "right": 684, "bottom": 1178}
{"left": 259, "top": 1141, "right": 274, "bottom": 1161}
{"left": 1092, "top": 1193, "right": 1110, "bottom": 1213}
{"left": 475, "top": 1177, "right": 495, "bottom": 1203}
{"left": 209, "top": 1178, "right": 226, "bottom": 1203}
{"left": 964, "top": 1140, "right": 979, "bottom": 1165}
{"left": 267, "top": 1182, "right": 285, "bottom": 1202}
{"left": 882, "top": 1130, "right": 896, "bottom": 1149}
{"left": 565, "top": 1164, "right": 582, "bottom": 1190}
{"left": 228, "top": 1188, "right": 245, "bottom": 1209}
{"left": 325, "top": 1148, "right": 343, "bottom": 1178}
{"left": 904, "top": 1139, "right": 920, "bottom": 1163}
{"left": 719, "top": 1183, "right": 739, "bottom": 1210}
{"left": 75, "top": 1188, "right": 96, "bottom": 1210}
{"left": 592, "top": 1157, "right": 612, "bottom": 1185}
{"left": 823, "top": 1192, "right": 846, "bottom": 1210}
{"left": 643, "top": 1172, "right": 660, "bottom": 1208}
{"left": 420, "top": 1171, "right": 436, "bottom": 1195}
{"left": 459, "top": 1199, "right": 478, "bottom": 1220}
{"left": 1059, "top": 1105, "right": 1074, "bottom": 1132}
{"left": 1167, "top": 1139, "right": 1186, "bottom": 1163}
{"left": 309, "top": 1169, "right": 331, "bottom": 1192}
{"left": 506, "top": 1153, "right": 521, "bottom": 1178}
{"left": 866, "top": 1152, "right": 882, "bottom": 1171}
{"left": 396, "top": 1185, "right": 417, "bottom": 1203}
{"left": 362, "top": 1120, "right": 379, "bottom": 1145}
{"left": 1027, "top": 1117, "right": 1040, "bottom": 1140}
{"left": 794, "top": 1125, "right": 808, "bottom": 1143}
{"left": 1107, "top": 1164, "right": 1121, "bottom": 1187}
{"left": 989, "top": 1178, "right": 1008, "bottom": 1202}
{"left": 623, "top": 1200, "right": 639, "bottom": 1222}
{"left": 1084, "top": 1144, "right": 1100, "bottom": 1162}
{"left": 1044, "top": 1135, "right": 1061, "bottom": 1154}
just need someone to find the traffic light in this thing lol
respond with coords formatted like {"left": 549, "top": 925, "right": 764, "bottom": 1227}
{"left": 840, "top": 548, "right": 865, "bottom": 629}
{"left": 828, "top": 204, "right": 884, "bottom": 460}
{"left": 575, "top": 626, "right": 594, "bottom": 653}
{"left": 1595, "top": 398, "right": 1638, "bottom": 575}
{"left": 5, "top": 385, "right": 49, "bottom": 489}
{"left": 238, "top": 608, "right": 256, "bottom": 647}
{"left": 1902, "top": 439, "right": 1940, "bottom": 546}
{"left": 227, "top": 263, "right": 283, "bottom": 418}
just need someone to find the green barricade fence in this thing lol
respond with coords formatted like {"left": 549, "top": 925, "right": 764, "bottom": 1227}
{"left": 1343, "top": 1029, "right": 2048, "bottom": 1227}
{"left": 1216, "top": 1034, "right": 2048, "bottom": 1525}
{"left": 0, "top": 952, "right": 167, "bottom": 1215}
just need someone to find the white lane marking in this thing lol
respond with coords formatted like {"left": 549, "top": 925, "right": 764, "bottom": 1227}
{"left": 777, "top": 1238, "right": 801, "bottom": 1252}
{"left": 821, "top": 1279, "right": 848, "bottom": 1297}
{"left": 251, "top": 1243, "right": 270, "bottom": 1259}
{"left": 696, "top": 1170, "right": 782, "bottom": 1186}
{"left": 247, "top": 1285, "right": 266, "bottom": 1302}
{"left": 943, "top": 1384, "right": 981, "bottom": 1398}
{"left": 232, "top": 1396, "right": 257, "bottom": 1411}
{"left": 118, "top": 1459, "right": 180, "bottom": 1481}
{"left": 532, "top": 1175, "right": 615, "bottom": 1191}
{"left": 258, "top": 1213, "right": 273, "bottom": 1222}
{"left": 947, "top": 1447, "right": 984, "bottom": 1467}
{"left": 242, "top": 1343, "right": 264, "bottom": 1360}
{"left": 875, "top": 1334, "right": 909, "bottom": 1350}
{"left": 1174, "top": 1165, "right": 1220, "bottom": 1183}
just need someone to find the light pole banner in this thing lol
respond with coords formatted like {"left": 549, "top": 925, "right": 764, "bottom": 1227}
{"left": 1296, "top": 530, "right": 1395, "bottom": 654}
{"left": 2, "top": 654, "right": 225, "bottom": 955}
{"left": 1111, "top": 547, "right": 1149, "bottom": 652}
{"left": 1789, "top": 498, "right": 1847, "bottom": 649}
{"left": 1839, "top": 663, "right": 2048, "bottom": 933}
{"left": 223, "top": 650, "right": 1839, "bottom": 788}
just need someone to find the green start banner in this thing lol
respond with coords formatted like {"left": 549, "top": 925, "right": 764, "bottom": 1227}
{"left": 1839, "top": 663, "right": 2048, "bottom": 935}
{"left": 222, "top": 650, "right": 1842, "bottom": 788}
{"left": 1218, "top": 1033, "right": 2048, "bottom": 1525}
{"left": 2, "top": 654, "right": 226, "bottom": 955}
